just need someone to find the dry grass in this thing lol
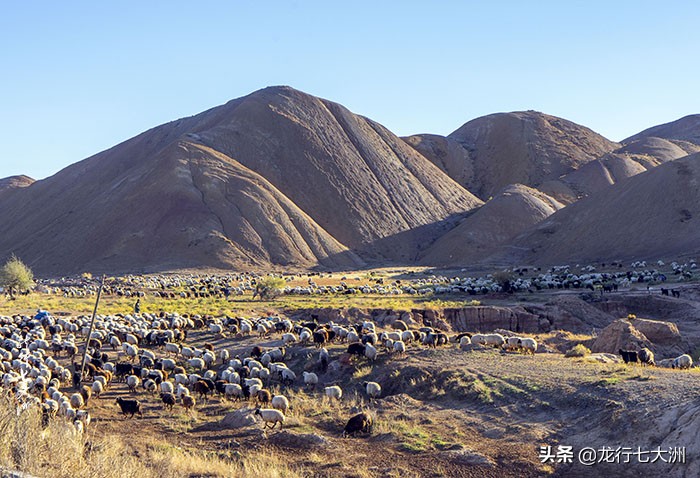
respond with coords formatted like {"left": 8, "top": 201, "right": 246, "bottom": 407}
{"left": 0, "top": 396, "right": 307, "bottom": 478}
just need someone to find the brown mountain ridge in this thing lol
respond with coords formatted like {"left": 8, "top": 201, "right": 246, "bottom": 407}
{"left": 2, "top": 87, "right": 699, "bottom": 274}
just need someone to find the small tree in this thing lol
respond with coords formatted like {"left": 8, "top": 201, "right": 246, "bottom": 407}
{"left": 253, "top": 276, "right": 286, "bottom": 301}
{"left": 492, "top": 270, "right": 515, "bottom": 293}
{"left": 1, "top": 255, "right": 34, "bottom": 299}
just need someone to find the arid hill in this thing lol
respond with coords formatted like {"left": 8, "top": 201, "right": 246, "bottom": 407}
{"left": 624, "top": 114, "right": 700, "bottom": 149}
{"left": 490, "top": 152, "right": 700, "bottom": 266}
{"left": 420, "top": 184, "right": 564, "bottom": 266}
{"left": 0, "top": 87, "right": 481, "bottom": 274}
{"left": 0, "top": 175, "right": 34, "bottom": 201}
{"left": 422, "top": 111, "right": 620, "bottom": 200}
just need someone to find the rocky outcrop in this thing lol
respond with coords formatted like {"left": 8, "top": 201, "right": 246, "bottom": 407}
{"left": 590, "top": 319, "right": 652, "bottom": 353}
{"left": 590, "top": 318, "right": 687, "bottom": 358}
{"left": 290, "top": 305, "right": 545, "bottom": 333}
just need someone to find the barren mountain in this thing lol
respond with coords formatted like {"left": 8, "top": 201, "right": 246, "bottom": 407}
{"left": 0, "top": 175, "right": 34, "bottom": 201}
{"left": 420, "top": 184, "right": 564, "bottom": 266}
{"left": 444, "top": 111, "right": 620, "bottom": 199}
{"left": 625, "top": 114, "right": 700, "bottom": 149}
{"left": 401, "top": 134, "right": 474, "bottom": 188}
{"left": 492, "top": 152, "right": 700, "bottom": 266}
{"left": 0, "top": 86, "right": 481, "bottom": 274}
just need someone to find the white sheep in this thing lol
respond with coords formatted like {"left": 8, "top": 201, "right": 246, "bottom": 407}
{"left": 91, "top": 380, "right": 104, "bottom": 398}
{"left": 364, "top": 343, "right": 378, "bottom": 361}
{"left": 165, "top": 342, "right": 181, "bottom": 355}
{"left": 325, "top": 385, "right": 342, "bottom": 401}
{"left": 471, "top": 333, "right": 486, "bottom": 345}
{"left": 254, "top": 408, "right": 285, "bottom": 429}
{"left": 188, "top": 358, "right": 205, "bottom": 371}
{"left": 281, "top": 333, "right": 297, "bottom": 345}
{"left": 504, "top": 336, "right": 522, "bottom": 352}
{"left": 271, "top": 395, "right": 289, "bottom": 414}
{"left": 70, "top": 393, "right": 84, "bottom": 409}
{"left": 672, "top": 354, "right": 693, "bottom": 369}
{"left": 459, "top": 336, "right": 471, "bottom": 350}
{"left": 126, "top": 375, "right": 140, "bottom": 393}
{"left": 224, "top": 383, "right": 243, "bottom": 401}
{"left": 483, "top": 333, "right": 505, "bottom": 348}
{"left": 518, "top": 338, "right": 537, "bottom": 355}
{"left": 160, "top": 381, "right": 174, "bottom": 394}
{"left": 393, "top": 340, "right": 406, "bottom": 356}
{"left": 363, "top": 381, "right": 381, "bottom": 400}
{"left": 302, "top": 371, "right": 318, "bottom": 389}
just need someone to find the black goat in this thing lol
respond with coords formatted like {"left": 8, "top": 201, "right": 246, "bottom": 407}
{"left": 116, "top": 397, "right": 143, "bottom": 418}
{"left": 619, "top": 349, "right": 638, "bottom": 364}
{"left": 342, "top": 412, "right": 373, "bottom": 437}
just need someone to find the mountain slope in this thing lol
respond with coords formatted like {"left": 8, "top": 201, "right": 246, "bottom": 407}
{"left": 420, "top": 184, "right": 564, "bottom": 266}
{"left": 624, "top": 114, "right": 700, "bottom": 149}
{"left": 493, "top": 152, "right": 700, "bottom": 266}
{"left": 0, "top": 86, "right": 482, "bottom": 274}
{"left": 445, "top": 111, "right": 619, "bottom": 199}
{"left": 403, "top": 112, "right": 619, "bottom": 201}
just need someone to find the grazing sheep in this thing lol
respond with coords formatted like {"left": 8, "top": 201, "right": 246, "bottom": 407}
{"left": 342, "top": 412, "right": 373, "bottom": 437}
{"left": 363, "top": 381, "right": 381, "bottom": 400}
{"left": 471, "top": 334, "right": 487, "bottom": 346}
{"left": 257, "top": 389, "right": 272, "bottom": 405}
{"left": 126, "top": 374, "right": 140, "bottom": 393}
{"left": 193, "top": 380, "right": 211, "bottom": 400}
{"left": 672, "top": 354, "right": 693, "bottom": 370}
{"left": 483, "top": 333, "right": 505, "bottom": 348}
{"left": 188, "top": 358, "right": 206, "bottom": 371}
{"left": 325, "top": 385, "right": 342, "bottom": 401}
{"left": 518, "top": 338, "right": 538, "bottom": 355}
{"left": 91, "top": 380, "right": 104, "bottom": 398}
{"left": 254, "top": 408, "right": 285, "bottom": 429}
{"left": 281, "top": 333, "right": 297, "bottom": 345}
{"left": 115, "top": 397, "right": 143, "bottom": 418}
{"left": 303, "top": 371, "right": 319, "bottom": 389}
{"left": 70, "top": 393, "right": 84, "bottom": 409}
{"left": 459, "top": 336, "right": 471, "bottom": 350}
{"left": 392, "top": 320, "right": 408, "bottom": 331}
{"left": 504, "top": 336, "right": 522, "bottom": 352}
{"left": 271, "top": 394, "right": 289, "bottom": 414}
{"left": 182, "top": 394, "right": 196, "bottom": 412}
{"left": 160, "top": 381, "right": 174, "bottom": 394}
{"left": 160, "top": 392, "right": 176, "bottom": 411}
{"left": 280, "top": 368, "right": 297, "bottom": 385}
{"left": 80, "top": 385, "right": 92, "bottom": 406}
{"left": 224, "top": 383, "right": 244, "bottom": 401}
{"left": 393, "top": 340, "right": 406, "bottom": 356}
{"left": 143, "top": 378, "right": 158, "bottom": 394}
{"left": 364, "top": 343, "right": 378, "bottom": 361}
{"left": 637, "top": 347, "right": 655, "bottom": 366}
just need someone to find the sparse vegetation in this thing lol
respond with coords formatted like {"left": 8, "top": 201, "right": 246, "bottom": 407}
{"left": 565, "top": 344, "right": 591, "bottom": 357}
{"left": 0, "top": 255, "right": 34, "bottom": 300}
{"left": 253, "top": 276, "right": 286, "bottom": 301}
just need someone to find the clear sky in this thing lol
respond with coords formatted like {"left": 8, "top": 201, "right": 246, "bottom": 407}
{"left": 1, "top": 1, "right": 699, "bottom": 180}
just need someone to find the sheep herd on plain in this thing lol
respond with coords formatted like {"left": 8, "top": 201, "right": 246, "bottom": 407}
{"left": 33, "top": 258, "right": 698, "bottom": 301}
{"left": 0, "top": 271, "right": 698, "bottom": 444}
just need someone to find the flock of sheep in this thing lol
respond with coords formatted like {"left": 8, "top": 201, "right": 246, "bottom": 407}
{"left": 1, "top": 257, "right": 698, "bottom": 447}
{"left": 33, "top": 258, "right": 697, "bottom": 301}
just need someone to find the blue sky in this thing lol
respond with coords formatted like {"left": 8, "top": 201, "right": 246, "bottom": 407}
{"left": 1, "top": 1, "right": 699, "bottom": 180}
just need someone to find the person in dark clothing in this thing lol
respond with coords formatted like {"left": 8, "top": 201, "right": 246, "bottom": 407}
{"left": 134, "top": 298, "right": 141, "bottom": 314}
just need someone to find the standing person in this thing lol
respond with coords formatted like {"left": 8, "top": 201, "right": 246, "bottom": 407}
{"left": 134, "top": 298, "right": 141, "bottom": 314}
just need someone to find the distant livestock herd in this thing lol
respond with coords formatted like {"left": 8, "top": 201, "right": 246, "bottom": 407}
{"left": 29, "top": 258, "right": 698, "bottom": 301}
